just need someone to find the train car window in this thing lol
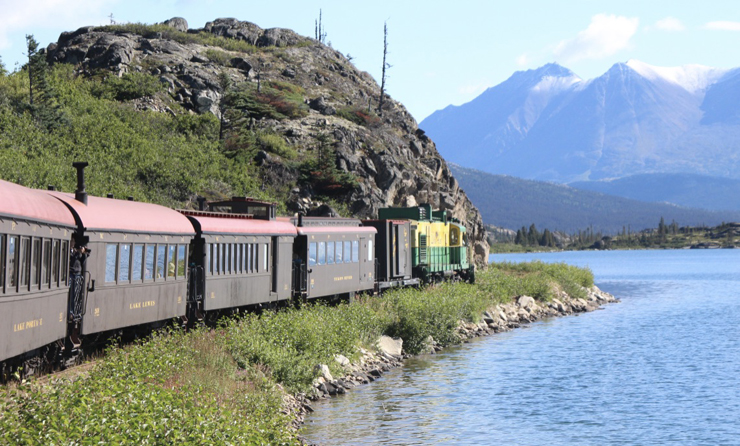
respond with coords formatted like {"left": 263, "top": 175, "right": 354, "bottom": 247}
{"left": 177, "top": 245, "right": 186, "bottom": 277}
{"left": 239, "top": 244, "right": 244, "bottom": 274}
{"left": 203, "top": 243, "right": 213, "bottom": 275}
{"left": 105, "top": 244, "right": 118, "bottom": 283}
{"left": 51, "top": 239, "right": 60, "bottom": 286}
{"left": 252, "top": 244, "right": 257, "bottom": 273}
{"left": 309, "top": 243, "right": 317, "bottom": 266}
{"left": 20, "top": 237, "right": 30, "bottom": 288}
{"left": 335, "top": 241, "right": 343, "bottom": 263}
{"left": 145, "top": 245, "right": 154, "bottom": 280}
{"left": 255, "top": 243, "right": 260, "bottom": 273}
{"left": 60, "top": 240, "right": 68, "bottom": 285}
{"left": 213, "top": 244, "right": 219, "bottom": 275}
{"left": 318, "top": 242, "right": 326, "bottom": 265}
{"left": 327, "top": 241, "right": 334, "bottom": 264}
{"left": 120, "top": 244, "right": 131, "bottom": 282}
{"left": 230, "top": 244, "right": 236, "bottom": 274}
{"left": 132, "top": 244, "right": 144, "bottom": 281}
{"left": 263, "top": 243, "right": 268, "bottom": 272}
{"left": 31, "top": 238, "right": 41, "bottom": 287}
{"left": 43, "top": 239, "right": 52, "bottom": 287}
{"left": 168, "top": 245, "right": 176, "bottom": 278}
{"left": 8, "top": 236, "right": 17, "bottom": 289}
{"left": 231, "top": 244, "right": 236, "bottom": 274}
{"left": 344, "top": 241, "right": 351, "bottom": 263}
{"left": 226, "top": 243, "right": 234, "bottom": 274}
{"left": 352, "top": 240, "right": 359, "bottom": 263}
{"left": 368, "top": 239, "right": 373, "bottom": 261}
{"left": 156, "top": 245, "right": 166, "bottom": 279}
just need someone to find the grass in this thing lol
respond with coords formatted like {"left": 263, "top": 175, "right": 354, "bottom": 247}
{"left": 0, "top": 261, "right": 594, "bottom": 443}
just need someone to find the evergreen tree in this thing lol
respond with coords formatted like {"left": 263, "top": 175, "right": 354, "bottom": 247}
{"left": 0, "top": 55, "right": 6, "bottom": 76}
{"left": 527, "top": 223, "right": 539, "bottom": 246}
{"left": 658, "top": 217, "right": 667, "bottom": 243}
{"left": 25, "top": 34, "right": 66, "bottom": 130}
{"left": 514, "top": 229, "right": 526, "bottom": 245}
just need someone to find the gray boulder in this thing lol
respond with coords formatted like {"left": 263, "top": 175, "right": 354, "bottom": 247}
{"left": 163, "top": 17, "right": 188, "bottom": 33}
{"left": 377, "top": 335, "right": 403, "bottom": 357}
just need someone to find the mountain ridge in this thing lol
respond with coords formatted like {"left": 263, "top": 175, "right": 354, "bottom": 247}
{"left": 449, "top": 163, "right": 740, "bottom": 234}
{"left": 422, "top": 60, "right": 740, "bottom": 184}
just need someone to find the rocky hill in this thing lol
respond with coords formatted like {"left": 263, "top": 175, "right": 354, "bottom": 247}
{"left": 43, "top": 17, "right": 489, "bottom": 264}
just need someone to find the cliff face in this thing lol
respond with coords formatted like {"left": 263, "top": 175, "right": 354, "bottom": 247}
{"left": 46, "top": 17, "right": 489, "bottom": 265}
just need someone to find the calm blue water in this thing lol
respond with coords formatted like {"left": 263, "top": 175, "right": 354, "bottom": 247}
{"left": 302, "top": 250, "right": 740, "bottom": 445}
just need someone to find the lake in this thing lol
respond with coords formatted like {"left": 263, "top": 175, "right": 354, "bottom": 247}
{"left": 302, "top": 249, "right": 740, "bottom": 445}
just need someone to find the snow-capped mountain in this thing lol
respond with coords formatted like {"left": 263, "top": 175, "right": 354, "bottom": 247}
{"left": 421, "top": 61, "right": 740, "bottom": 183}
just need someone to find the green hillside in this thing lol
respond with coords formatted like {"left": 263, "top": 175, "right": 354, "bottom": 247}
{"left": 0, "top": 62, "right": 265, "bottom": 208}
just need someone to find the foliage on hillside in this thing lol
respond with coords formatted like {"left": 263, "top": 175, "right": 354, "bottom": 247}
{"left": 0, "top": 63, "right": 271, "bottom": 207}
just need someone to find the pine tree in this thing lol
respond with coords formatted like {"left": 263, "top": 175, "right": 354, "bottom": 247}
{"left": 25, "top": 34, "right": 66, "bottom": 130}
{"left": 658, "top": 217, "right": 667, "bottom": 243}
{"left": 527, "top": 223, "right": 539, "bottom": 246}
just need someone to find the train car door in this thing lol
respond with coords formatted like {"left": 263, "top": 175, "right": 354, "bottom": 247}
{"left": 360, "top": 236, "right": 374, "bottom": 283}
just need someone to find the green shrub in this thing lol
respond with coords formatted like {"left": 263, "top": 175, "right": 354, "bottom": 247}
{"left": 204, "top": 49, "right": 233, "bottom": 66}
{"left": 224, "top": 302, "right": 385, "bottom": 392}
{"left": 382, "top": 283, "right": 488, "bottom": 354}
{"left": 337, "top": 105, "right": 382, "bottom": 128}
{"left": 90, "top": 71, "right": 165, "bottom": 101}
{"left": 225, "top": 81, "right": 308, "bottom": 121}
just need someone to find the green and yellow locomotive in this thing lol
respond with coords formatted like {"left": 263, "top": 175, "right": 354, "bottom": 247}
{"left": 378, "top": 205, "right": 474, "bottom": 284}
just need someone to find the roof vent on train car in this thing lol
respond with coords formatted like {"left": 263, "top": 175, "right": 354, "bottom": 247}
{"left": 107, "top": 193, "right": 114, "bottom": 199}
{"left": 127, "top": 196, "right": 134, "bottom": 201}
{"left": 47, "top": 185, "right": 55, "bottom": 191}
{"left": 197, "top": 196, "right": 207, "bottom": 211}
{"left": 72, "top": 161, "right": 88, "bottom": 205}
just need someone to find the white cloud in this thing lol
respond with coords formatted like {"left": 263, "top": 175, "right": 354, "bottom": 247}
{"left": 654, "top": 17, "right": 685, "bottom": 32}
{"left": 0, "top": 0, "right": 116, "bottom": 49}
{"left": 554, "top": 14, "right": 639, "bottom": 63}
{"left": 704, "top": 21, "right": 740, "bottom": 31}
{"left": 516, "top": 53, "right": 529, "bottom": 67}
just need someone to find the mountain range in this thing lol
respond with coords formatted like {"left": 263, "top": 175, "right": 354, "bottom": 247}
{"left": 421, "top": 60, "right": 740, "bottom": 189}
{"left": 450, "top": 164, "right": 740, "bottom": 234}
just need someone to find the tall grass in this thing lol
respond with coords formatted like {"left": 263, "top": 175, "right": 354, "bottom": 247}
{"left": 0, "top": 328, "right": 297, "bottom": 445}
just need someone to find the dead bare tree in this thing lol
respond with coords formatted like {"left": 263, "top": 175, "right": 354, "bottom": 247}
{"left": 315, "top": 9, "right": 327, "bottom": 43}
{"left": 377, "top": 21, "right": 391, "bottom": 116}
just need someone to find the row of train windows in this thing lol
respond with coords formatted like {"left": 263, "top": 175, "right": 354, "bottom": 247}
{"left": 105, "top": 243, "right": 187, "bottom": 284}
{"left": 207, "top": 243, "right": 268, "bottom": 276}
{"left": 308, "top": 240, "right": 372, "bottom": 266}
{"left": 0, "top": 234, "right": 69, "bottom": 293}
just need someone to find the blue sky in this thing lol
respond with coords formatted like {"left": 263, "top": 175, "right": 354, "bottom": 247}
{"left": 1, "top": 0, "right": 739, "bottom": 121}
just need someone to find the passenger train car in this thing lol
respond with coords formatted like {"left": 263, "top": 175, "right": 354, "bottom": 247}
{"left": 0, "top": 164, "right": 474, "bottom": 375}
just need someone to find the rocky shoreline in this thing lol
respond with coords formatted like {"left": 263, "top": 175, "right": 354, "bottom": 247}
{"left": 285, "top": 286, "right": 618, "bottom": 435}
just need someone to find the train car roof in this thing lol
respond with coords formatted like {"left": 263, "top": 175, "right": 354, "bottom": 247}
{"left": 47, "top": 192, "right": 195, "bottom": 235}
{"left": 296, "top": 226, "right": 377, "bottom": 235}
{"left": 182, "top": 212, "right": 297, "bottom": 236}
{"left": 0, "top": 180, "right": 76, "bottom": 227}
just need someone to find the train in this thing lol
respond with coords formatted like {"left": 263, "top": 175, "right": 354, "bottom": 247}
{"left": 0, "top": 163, "right": 474, "bottom": 375}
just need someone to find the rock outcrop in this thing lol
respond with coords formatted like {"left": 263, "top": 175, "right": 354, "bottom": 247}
{"left": 45, "top": 17, "right": 490, "bottom": 265}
